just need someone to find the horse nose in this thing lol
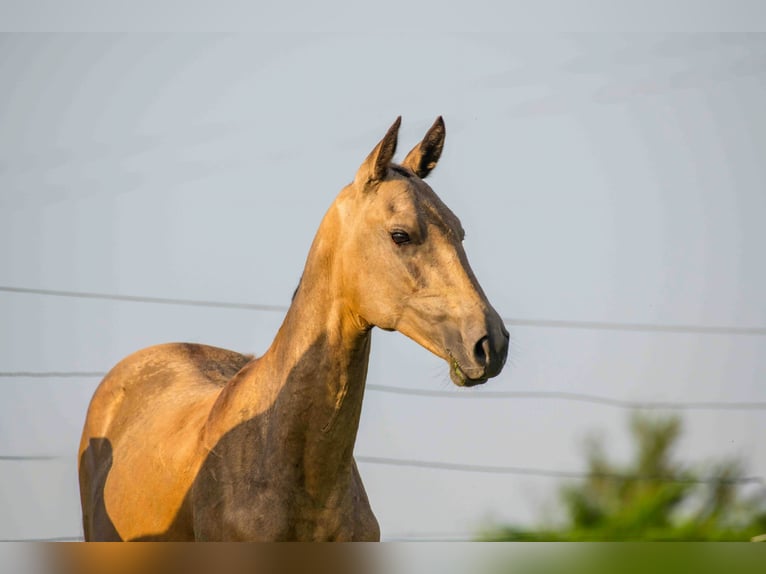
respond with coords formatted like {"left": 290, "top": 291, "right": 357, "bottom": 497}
{"left": 473, "top": 326, "right": 509, "bottom": 379}
{"left": 473, "top": 336, "right": 490, "bottom": 370}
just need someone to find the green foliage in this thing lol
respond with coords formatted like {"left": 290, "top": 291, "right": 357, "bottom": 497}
{"left": 480, "top": 413, "right": 766, "bottom": 541}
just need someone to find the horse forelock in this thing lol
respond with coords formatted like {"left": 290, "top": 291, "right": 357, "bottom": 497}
{"left": 389, "top": 164, "right": 414, "bottom": 178}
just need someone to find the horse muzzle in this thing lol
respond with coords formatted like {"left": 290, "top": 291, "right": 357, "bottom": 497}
{"left": 448, "top": 314, "right": 509, "bottom": 387}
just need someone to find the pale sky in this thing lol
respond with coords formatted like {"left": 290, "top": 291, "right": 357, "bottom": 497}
{"left": 1, "top": 27, "right": 765, "bottom": 541}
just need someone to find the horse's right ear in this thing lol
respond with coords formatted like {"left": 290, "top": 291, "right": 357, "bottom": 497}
{"left": 354, "top": 117, "right": 401, "bottom": 188}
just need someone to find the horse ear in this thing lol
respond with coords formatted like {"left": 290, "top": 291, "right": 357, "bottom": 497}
{"left": 355, "top": 116, "right": 401, "bottom": 187}
{"left": 402, "top": 116, "right": 445, "bottom": 179}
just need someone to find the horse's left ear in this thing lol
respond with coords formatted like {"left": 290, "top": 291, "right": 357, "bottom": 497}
{"left": 402, "top": 116, "right": 445, "bottom": 179}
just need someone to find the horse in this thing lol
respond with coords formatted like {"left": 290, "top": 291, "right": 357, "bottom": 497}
{"left": 78, "top": 117, "right": 509, "bottom": 541}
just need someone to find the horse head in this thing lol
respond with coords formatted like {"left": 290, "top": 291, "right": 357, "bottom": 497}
{"left": 330, "top": 117, "right": 509, "bottom": 386}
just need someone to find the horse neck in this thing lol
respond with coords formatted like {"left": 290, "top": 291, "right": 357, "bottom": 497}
{"left": 208, "top": 201, "right": 371, "bottom": 492}
{"left": 267, "top": 255, "right": 373, "bottom": 439}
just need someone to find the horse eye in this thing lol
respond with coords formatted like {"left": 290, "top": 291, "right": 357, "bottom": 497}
{"left": 391, "top": 231, "right": 411, "bottom": 245}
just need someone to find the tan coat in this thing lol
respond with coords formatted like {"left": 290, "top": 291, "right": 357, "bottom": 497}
{"left": 78, "top": 117, "right": 509, "bottom": 541}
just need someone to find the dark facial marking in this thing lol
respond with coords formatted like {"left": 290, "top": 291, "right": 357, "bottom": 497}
{"left": 405, "top": 260, "right": 427, "bottom": 289}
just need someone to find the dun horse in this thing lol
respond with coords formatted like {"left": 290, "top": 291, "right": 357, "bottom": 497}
{"left": 78, "top": 117, "right": 509, "bottom": 541}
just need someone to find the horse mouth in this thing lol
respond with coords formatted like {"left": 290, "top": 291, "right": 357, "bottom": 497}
{"left": 448, "top": 355, "right": 487, "bottom": 387}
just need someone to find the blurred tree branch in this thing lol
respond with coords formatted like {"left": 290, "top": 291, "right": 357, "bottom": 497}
{"left": 480, "top": 413, "right": 766, "bottom": 541}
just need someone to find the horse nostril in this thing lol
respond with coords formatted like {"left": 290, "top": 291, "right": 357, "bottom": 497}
{"left": 473, "top": 336, "right": 490, "bottom": 369}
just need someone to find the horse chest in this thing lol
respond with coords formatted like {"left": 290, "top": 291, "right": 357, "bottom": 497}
{"left": 191, "top": 468, "right": 377, "bottom": 541}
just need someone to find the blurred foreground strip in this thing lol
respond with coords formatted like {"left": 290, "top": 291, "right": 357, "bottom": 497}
{"left": 478, "top": 544, "right": 766, "bottom": 574}
{"left": 43, "top": 544, "right": 382, "bottom": 574}
{"left": 37, "top": 542, "right": 766, "bottom": 574}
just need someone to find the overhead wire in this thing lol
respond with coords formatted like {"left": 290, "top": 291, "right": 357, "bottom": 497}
{"left": 2, "top": 372, "right": 766, "bottom": 411}
{"left": 2, "top": 284, "right": 765, "bottom": 336}
{"left": 4, "top": 452, "right": 763, "bottom": 487}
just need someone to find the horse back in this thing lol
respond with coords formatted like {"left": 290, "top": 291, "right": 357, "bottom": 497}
{"left": 78, "top": 342, "right": 253, "bottom": 540}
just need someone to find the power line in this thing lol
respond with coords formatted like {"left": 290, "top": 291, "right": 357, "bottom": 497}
{"left": 355, "top": 455, "right": 766, "bottom": 485}
{"left": 0, "top": 285, "right": 287, "bottom": 313}
{"left": 0, "top": 536, "right": 83, "bottom": 542}
{"left": 366, "top": 385, "right": 766, "bottom": 411}
{"left": 0, "top": 371, "right": 105, "bottom": 378}
{"left": 2, "top": 371, "right": 765, "bottom": 412}
{"left": 382, "top": 532, "right": 476, "bottom": 542}
{"left": 3, "top": 284, "right": 765, "bottom": 336}
{"left": 0, "top": 460, "right": 66, "bottom": 462}
{"left": 5, "top": 452, "right": 763, "bottom": 486}
{"left": 504, "top": 317, "right": 766, "bottom": 336}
